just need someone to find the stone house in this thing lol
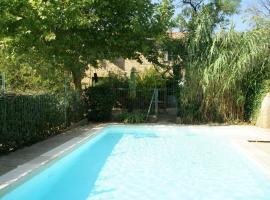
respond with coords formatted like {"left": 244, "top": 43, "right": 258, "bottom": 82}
{"left": 81, "top": 32, "right": 185, "bottom": 87}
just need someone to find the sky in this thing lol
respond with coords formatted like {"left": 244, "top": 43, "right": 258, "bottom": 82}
{"left": 232, "top": 0, "right": 262, "bottom": 31}
{"left": 155, "top": 0, "right": 263, "bottom": 32}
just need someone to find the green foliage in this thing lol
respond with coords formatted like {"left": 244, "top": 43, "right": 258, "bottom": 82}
{"left": 84, "top": 71, "right": 164, "bottom": 121}
{"left": 249, "top": 80, "right": 270, "bottom": 124}
{"left": 144, "top": 0, "right": 242, "bottom": 82}
{"left": 107, "top": 73, "right": 129, "bottom": 88}
{"left": 66, "top": 91, "right": 86, "bottom": 124}
{"left": 177, "top": 15, "right": 270, "bottom": 123}
{"left": 137, "top": 68, "right": 167, "bottom": 89}
{"left": 129, "top": 68, "right": 167, "bottom": 111}
{"left": 84, "top": 84, "right": 115, "bottom": 121}
{"left": 93, "top": 72, "right": 129, "bottom": 89}
{"left": 129, "top": 68, "right": 137, "bottom": 99}
{"left": 201, "top": 26, "right": 270, "bottom": 122}
{"left": 0, "top": 92, "right": 85, "bottom": 154}
{"left": 157, "top": 0, "right": 176, "bottom": 29}
{"left": 174, "top": 0, "right": 270, "bottom": 124}
{"left": 0, "top": 0, "right": 167, "bottom": 90}
{"left": 0, "top": 46, "right": 66, "bottom": 93}
{"left": 120, "top": 111, "right": 146, "bottom": 124}
{"left": 177, "top": 69, "right": 206, "bottom": 124}
{"left": 142, "top": 0, "right": 182, "bottom": 73}
{"left": 83, "top": 70, "right": 166, "bottom": 122}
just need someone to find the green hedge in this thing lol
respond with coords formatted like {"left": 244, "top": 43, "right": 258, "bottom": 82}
{"left": 119, "top": 111, "right": 146, "bottom": 124}
{"left": 0, "top": 93, "right": 85, "bottom": 154}
{"left": 84, "top": 85, "right": 115, "bottom": 121}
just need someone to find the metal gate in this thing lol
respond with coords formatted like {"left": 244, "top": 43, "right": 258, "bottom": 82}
{"left": 113, "top": 87, "right": 177, "bottom": 121}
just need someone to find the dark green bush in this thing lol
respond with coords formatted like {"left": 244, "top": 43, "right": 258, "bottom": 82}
{"left": 177, "top": 85, "right": 204, "bottom": 124}
{"left": 137, "top": 68, "right": 166, "bottom": 89}
{"left": 107, "top": 72, "right": 129, "bottom": 88}
{"left": 96, "top": 72, "right": 129, "bottom": 88}
{"left": 84, "top": 85, "right": 116, "bottom": 121}
{"left": 0, "top": 94, "right": 64, "bottom": 153}
{"left": 119, "top": 111, "right": 146, "bottom": 124}
{"left": 66, "top": 92, "right": 86, "bottom": 124}
{"left": 0, "top": 92, "right": 86, "bottom": 154}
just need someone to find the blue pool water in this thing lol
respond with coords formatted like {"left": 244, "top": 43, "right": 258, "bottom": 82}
{"left": 1, "top": 126, "right": 270, "bottom": 200}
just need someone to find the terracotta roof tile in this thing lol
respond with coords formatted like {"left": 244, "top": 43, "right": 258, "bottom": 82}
{"left": 167, "top": 32, "right": 186, "bottom": 39}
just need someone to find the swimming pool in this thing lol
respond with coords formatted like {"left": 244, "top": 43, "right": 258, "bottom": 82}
{"left": 1, "top": 126, "right": 270, "bottom": 200}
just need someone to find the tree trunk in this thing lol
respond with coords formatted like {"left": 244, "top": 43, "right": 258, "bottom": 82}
{"left": 71, "top": 70, "right": 82, "bottom": 92}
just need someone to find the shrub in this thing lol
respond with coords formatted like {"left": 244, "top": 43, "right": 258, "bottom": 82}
{"left": 66, "top": 92, "right": 86, "bottom": 124}
{"left": 137, "top": 68, "right": 166, "bottom": 89}
{"left": 96, "top": 72, "right": 129, "bottom": 88}
{"left": 84, "top": 84, "right": 115, "bottom": 121}
{"left": 107, "top": 72, "right": 129, "bottom": 88}
{"left": 0, "top": 92, "right": 86, "bottom": 154}
{"left": 119, "top": 111, "right": 146, "bottom": 124}
{"left": 249, "top": 79, "right": 270, "bottom": 124}
{"left": 0, "top": 94, "right": 64, "bottom": 153}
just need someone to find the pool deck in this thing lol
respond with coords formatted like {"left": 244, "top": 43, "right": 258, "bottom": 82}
{"left": 0, "top": 124, "right": 270, "bottom": 191}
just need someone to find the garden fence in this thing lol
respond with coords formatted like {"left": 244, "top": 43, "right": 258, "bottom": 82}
{"left": 113, "top": 88, "right": 177, "bottom": 114}
{"left": 0, "top": 91, "right": 85, "bottom": 154}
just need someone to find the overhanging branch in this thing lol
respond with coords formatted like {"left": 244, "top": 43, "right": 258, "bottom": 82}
{"left": 182, "top": 0, "right": 203, "bottom": 12}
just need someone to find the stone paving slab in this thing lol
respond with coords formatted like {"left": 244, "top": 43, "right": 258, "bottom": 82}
{"left": 254, "top": 143, "right": 270, "bottom": 155}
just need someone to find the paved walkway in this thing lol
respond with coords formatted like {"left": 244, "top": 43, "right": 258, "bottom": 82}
{"left": 0, "top": 123, "right": 98, "bottom": 176}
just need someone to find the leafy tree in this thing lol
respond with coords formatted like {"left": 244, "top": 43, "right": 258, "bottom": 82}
{"left": 177, "top": 0, "right": 240, "bottom": 58}
{"left": 145, "top": 0, "right": 241, "bottom": 82}
{"left": 0, "top": 0, "right": 166, "bottom": 91}
{"left": 144, "top": 0, "right": 247, "bottom": 123}
{"left": 143, "top": 0, "right": 181, "bottom": 79}
{"left": 0, "top": 44, "right": 65, "bottom": 93}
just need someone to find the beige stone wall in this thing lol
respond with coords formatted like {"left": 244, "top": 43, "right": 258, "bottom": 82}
{"left": 256, "top": 93, "right": 270, "bottom": 129}
{"left": 81, "top": 57, "right": 154, "bottom": 86}
{"left": 81, "top": 32, "right": 184, "bottom": 86}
